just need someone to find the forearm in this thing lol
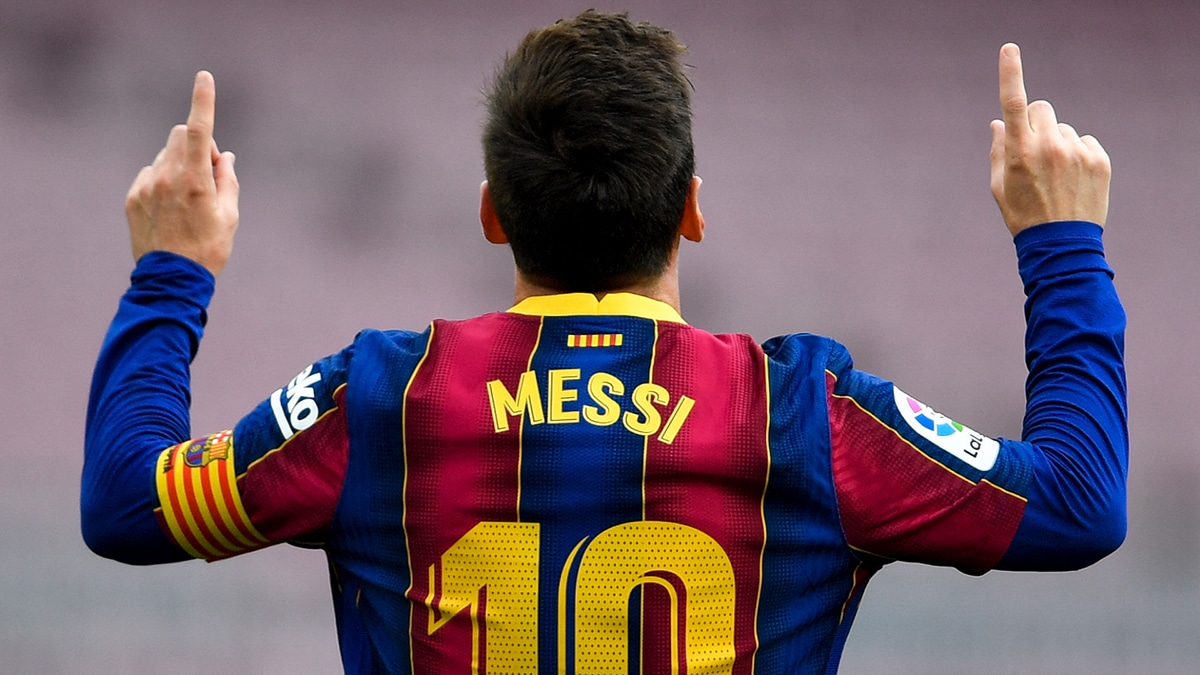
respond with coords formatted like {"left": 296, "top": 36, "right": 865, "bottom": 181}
{"left": 998, "top": 220, "right": 1128, "bottom": 569}
{"left": 82, "top": 252, "right": 214, "bottom": 564}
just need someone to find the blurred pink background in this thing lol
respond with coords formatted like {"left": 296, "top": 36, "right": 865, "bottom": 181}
{"left": 2, "top": 0, "right": 1198, "bottom": 672}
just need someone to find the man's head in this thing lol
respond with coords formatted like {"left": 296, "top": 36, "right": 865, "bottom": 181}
{"left": 482, "top": 10, "right": 699, "bottom": 293}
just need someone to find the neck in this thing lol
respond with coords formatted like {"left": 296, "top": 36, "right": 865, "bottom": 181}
{"left": 512, "top": 250, "right": 683, "bottom": 313}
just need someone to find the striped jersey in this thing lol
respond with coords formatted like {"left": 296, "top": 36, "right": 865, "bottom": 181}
{"left": 83, "top": 221, "right": 1128, "bottom": 674}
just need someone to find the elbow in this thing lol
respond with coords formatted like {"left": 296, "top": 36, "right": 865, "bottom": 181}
{"left": 80, "top": 442, "right": 187, "bottom": 565}
{"left": 80, "top": 491, "right": 176, "bottom": 565}
{"left": 1043, "top": 493, "right": 1128, "bottom": 570}
{"left": 1002, "top": 489, "right": 1127, "bottom": 571}
{"left": 1069, "top": 498, "right": 1127, "bottom": 567}
{"left": 1060, "top": 469, "right": 1129, "bottom": 568}
{"left": 80, "top": 497, "right": 137, "bottom": 563}
{"left": 1012, "top": 432, "right": 1129, "bottom": 570}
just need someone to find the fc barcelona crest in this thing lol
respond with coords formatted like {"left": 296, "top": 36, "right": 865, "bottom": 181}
{"left": 183, "top": 431, "right": 232, "bottom": 468}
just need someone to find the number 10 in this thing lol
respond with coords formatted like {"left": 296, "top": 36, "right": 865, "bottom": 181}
{"left": 426, "top": 520, "right": 738, "bottom": 673}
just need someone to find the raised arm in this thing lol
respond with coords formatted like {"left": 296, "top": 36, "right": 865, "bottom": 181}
{"left": 826, "top": 44, "right": 1126, "bottom": 574}
{"left": 990, "top": 46, "right": 1126, "bottom": 569}
{"left": 83, "top": 72, "right": 240, "bottom": 562}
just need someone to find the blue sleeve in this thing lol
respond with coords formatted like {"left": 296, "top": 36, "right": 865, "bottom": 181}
{"left": 996, "top": 220, "right": 1128, "bottom": 570}
{"left": 82, "top": 252, "right": 214, "bottom": 564}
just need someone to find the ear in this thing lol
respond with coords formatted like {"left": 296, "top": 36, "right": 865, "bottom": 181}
{"left": 679, "top": 176, "right": 705, "bottom": 243}
{"left": 480, "top": 181, "right": 508, "bottom": 244}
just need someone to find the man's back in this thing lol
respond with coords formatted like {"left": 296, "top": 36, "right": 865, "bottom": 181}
{"left": 271, "top": 294, "right": 853, "bottom": 672}
{"left": 173, "top": 289, "right": 1039, "bottom": 672}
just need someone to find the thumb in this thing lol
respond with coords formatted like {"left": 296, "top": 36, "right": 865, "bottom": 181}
{"left": 989, "top": 119, "right": 1006, "bottom": 203}
{"left": 215, "top": 151, "right": 240, "bottom": 217}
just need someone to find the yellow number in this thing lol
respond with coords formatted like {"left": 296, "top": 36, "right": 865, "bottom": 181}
{"left": 566, "top": 521, "right": 736, "bottom": 674}
{"left": 428, "top": 520, "right": 735, "bottom": 674}
{"left": 426, "top": 522, "right": 541, "bottom": 674}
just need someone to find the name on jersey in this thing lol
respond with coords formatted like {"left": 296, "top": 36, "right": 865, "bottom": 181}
{"left": 486, "top": 369, "right": 695, "bottom": 444}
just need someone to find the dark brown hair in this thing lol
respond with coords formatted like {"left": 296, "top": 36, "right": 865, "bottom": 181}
{"left": 483, "top": 10, "right": 694, "bottom": 291}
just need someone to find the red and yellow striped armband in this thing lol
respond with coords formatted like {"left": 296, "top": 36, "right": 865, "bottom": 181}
{"left": 155, "top": 431, "right": 270, "bottom": 560}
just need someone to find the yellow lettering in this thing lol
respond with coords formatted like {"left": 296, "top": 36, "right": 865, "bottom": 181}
{"left": 657, "top": 395, "right": 695, "bottom": 445}
{"left": 582, "top": 372, "right": 623, "bottom": 426}
{"left": 623, "top": 383, "right": 668, "bottom": 436}
{"left": 487, "top": 372, "right": 545, "bottom": 433}
{"left": 548, "top": 369, "right": 581, "bottom": 424}
{"left": 488, "top": 372, "right": 695, "bottom": 441}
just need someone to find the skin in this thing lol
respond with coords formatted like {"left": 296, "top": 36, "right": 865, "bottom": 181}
{"left": 989, "top": 43, "right": 1111, "bottom": 235}
{"left": 126, "top": 71, "right": 239, "bottom": 278}
{"left": 125, "top": 44, "right": 1111, "bottom": 301}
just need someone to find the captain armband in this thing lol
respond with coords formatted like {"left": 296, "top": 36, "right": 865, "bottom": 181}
{"left": 155, "top": 431, "right": 270, "bottom": 560}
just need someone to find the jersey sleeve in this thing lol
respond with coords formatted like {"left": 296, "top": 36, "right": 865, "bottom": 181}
{"left": 826, "top": 354, "right": 1033, "bottom": 575}
{"left": 154, "top": 355, "right": 351, "bottom": 560}
{"left": 828, "top": 221, "right": 1126, "bottom": 574}
{"left": 82, "top": 251, "right": 352, "bottom": 564}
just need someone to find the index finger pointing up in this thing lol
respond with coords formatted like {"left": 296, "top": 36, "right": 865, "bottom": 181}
{"left": 998, "top": 43, "right": 1029, "bottom": 139}
{"left": 186, "top": 70, "right": 216, "bottom": 168}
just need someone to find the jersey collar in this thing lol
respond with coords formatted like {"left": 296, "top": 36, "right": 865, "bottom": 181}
{"left": 507, "top": 293, "right": 687, "bottom": 324}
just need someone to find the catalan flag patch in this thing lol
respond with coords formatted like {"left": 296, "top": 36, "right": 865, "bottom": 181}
{"left": 566, "top": 333, "right": 624, "bottom": 348}
{"left": 155, "top": 431, "right": 270, "bottom": 560}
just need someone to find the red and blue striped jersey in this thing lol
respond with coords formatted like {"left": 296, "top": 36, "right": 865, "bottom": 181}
{"left": 84, "top": 221, "right": 1127, "bottom": 673}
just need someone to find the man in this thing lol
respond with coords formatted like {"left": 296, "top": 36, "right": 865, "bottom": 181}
{"left": 82, "top": 10, "right": 1125, "bottom": 674}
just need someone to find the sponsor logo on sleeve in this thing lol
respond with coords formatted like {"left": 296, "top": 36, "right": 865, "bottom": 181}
{"left": 269, "top": 364, "right": 324, "bottom": 440}
{"left": 892, "top": 386, "right": 999, "bottom": 472}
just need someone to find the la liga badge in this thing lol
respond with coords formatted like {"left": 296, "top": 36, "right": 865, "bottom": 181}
{"left": 892, "top": 387, "right": 999, "bottom": 471}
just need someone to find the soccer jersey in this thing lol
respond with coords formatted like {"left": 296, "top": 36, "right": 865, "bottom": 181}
{"left": 83, "top": 221, "right": 1127, "bottom": 673}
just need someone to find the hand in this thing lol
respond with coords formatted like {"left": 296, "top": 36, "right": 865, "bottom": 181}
{"left": 989, "top": 43, "right": 1110, "bottom": 236}
{"left": 126, "top": 71, "right": 240, "bottom": 276}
